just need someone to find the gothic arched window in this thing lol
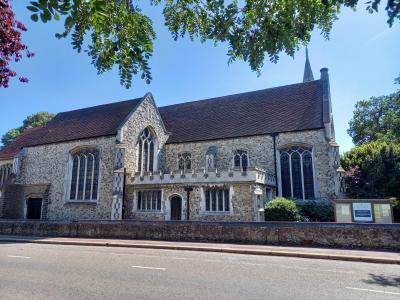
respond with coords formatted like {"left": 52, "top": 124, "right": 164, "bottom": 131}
{"left": 178, "top": 152, "right": 191, "bottom": 172}
{"left": 280, "top": 146, "right": 315, "bottom": 200}
{"left": 233, "top": 150, "right": 248, "bottom": 170}
{"left": 0, "top": 163, "right": 12, "bottom": 186}
{"left": 138, "top": 127, "right": 155, "bottom": 173}
{"left": 69, "top": 148, "right": 99, "bottom": 201}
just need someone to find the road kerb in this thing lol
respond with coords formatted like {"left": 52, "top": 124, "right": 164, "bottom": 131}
{"left": 1, "top": 237, "right": 399, "bottom": 265}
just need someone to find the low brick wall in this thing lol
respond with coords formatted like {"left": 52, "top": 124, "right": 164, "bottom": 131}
{"left": 0, "top": 220, "right": 399, "bottom": 250}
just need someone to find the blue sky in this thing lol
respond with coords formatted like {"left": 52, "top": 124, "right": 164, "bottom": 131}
{"left": 1, "top": 2, "right": 399, "bottom": 152}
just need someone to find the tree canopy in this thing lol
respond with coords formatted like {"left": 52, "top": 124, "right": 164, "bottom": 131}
{"left": 0, "top": 0, "right": 33, "bottom": 87}
{"left": 347, "top": 90, "right": 400, "bottom": 146}
{"left": 1, "top": 112, "right": 54, "bottom": 147}
{"left": 2, "top": 0, "right": 399, "bottom": 88}
{"left": 341, "top": 141, "right": 400, "bottom": 199}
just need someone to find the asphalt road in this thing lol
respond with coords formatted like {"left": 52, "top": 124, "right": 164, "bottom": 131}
{"left": 0, "top": 242, "right": 399, "bottom": 300}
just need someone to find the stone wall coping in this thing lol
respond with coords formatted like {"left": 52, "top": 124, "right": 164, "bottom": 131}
{"left": 130, "top": 168, "right": 276, "bottom": 186}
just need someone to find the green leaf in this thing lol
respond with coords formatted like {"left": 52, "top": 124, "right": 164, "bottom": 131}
{"left": 40, "top": 12, "right": 47, "bottom": 22}
{"left": 27, "top": 6, "right": 39, "bottom": 12}
{"left": 38, "top": 0, "right": 47, "bottom": 9}
{"left": 31, "top": 14, "right": 39, "bottom": 22}
{"left": 43, "top": 9, "right": 52, "bottom": 21}
{"left": 54, "top": 12, "right": 60, "bottom": 21}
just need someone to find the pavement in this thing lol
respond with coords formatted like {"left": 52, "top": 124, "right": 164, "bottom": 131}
{"left": 0, "top": 242, "right": 399, "bottom": 299}
{"left": 0, "top": 235, "right": 399, "bottom": 264}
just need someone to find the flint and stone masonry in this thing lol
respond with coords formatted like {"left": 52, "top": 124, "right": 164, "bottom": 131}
{"left": 0, "top": 65, "right": 341, "bottom": 222}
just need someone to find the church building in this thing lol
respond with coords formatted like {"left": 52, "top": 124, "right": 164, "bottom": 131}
{"left": 0, "top": 56, "right": 342, "bottom": 222}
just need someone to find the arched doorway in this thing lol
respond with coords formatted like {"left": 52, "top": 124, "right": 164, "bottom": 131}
{"left": 170, "top": 196, "right": 182, "bottom": 220}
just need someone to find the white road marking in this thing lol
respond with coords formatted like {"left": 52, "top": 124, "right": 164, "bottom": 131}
{"left": 241, "top": 262, "right": 266, "bottom": 267}
{"left": 132, "top": 265, "right": 166, "bottom": 271}
{"left": 7, "top": 255, "right": 31, "bottom": 259}
{"left": 111, "top": 253, "right": 188, "bottom": 260}
{"left": 346, "top": 287, "right": 400, "bottom": 296}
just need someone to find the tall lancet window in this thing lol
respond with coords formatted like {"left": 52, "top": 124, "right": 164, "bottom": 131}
{"left": 280, "top": 146, "right": 315, "bottom": 200}
{"left": 69, "top": 148, "right": 100, "bottom": 201}
{"left": 138, "top": 127, "right": 155, "bottom": 174}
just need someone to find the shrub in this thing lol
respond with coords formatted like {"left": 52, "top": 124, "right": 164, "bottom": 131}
{"left": 264, "top": 197, "right": 300, "bottom": 221}
{"left": 341, "top": 141, "right": 400, "bottom": 199}
{"left": 297, "top": 200, "right": 334, "bottom": 222}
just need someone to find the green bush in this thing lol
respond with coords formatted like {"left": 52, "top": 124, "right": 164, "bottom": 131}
{"left": 264, "top": 197, "right": 300, "bottom": 221}
{"left": 297, "top": 200, "right": 334, "bottom": 222}
{"left": 341, "top": 141, "right": 400, "bottom": 199}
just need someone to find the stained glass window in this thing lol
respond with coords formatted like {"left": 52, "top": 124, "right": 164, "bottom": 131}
{"left": 69, "top": 149, "right": 99, "bottom": 201}
{"left": 280, "top": 146, "right": 315, "bottom": 200}
{"left": 233, "top": 150, "right": 249, "bottom": 170}
{"left": 138, "top": 127, "right": 155, "bottom": 173}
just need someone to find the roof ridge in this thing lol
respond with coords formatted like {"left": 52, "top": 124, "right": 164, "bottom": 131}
{"left": 56, "top": 97, "right": 144, "bottom": 116}
{"left": 159, "top": 80, "right": 321, "bottom": 109}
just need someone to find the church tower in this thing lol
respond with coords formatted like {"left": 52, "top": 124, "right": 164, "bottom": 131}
{"left": 303, "top": 47, "right": 314, "bottom": 82}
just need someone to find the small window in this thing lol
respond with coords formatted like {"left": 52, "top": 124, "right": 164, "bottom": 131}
{"left": 69, "top": 149, "right": 100, "bottom": 201}
{"left": 205, "top": 188, "right": 230, "bottom": 212}
{"left": 233, "top": 150, "right": 248, "bottom": 170}
{"left": 178, "top": 152, "right": 191, "bottom": 172}
{"left": 0, "top": 163, "right": 12, "bottom": 186}
{"left": 137, "top": 190, "right": 162, "bottom": 211}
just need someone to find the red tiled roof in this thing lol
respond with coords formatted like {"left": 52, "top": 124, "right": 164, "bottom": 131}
{"left": 160, "top": 80, "right": 324, "bottom": 143}
{"left": 20, "top": 98, "right": 142, "bottom": 148}
{"left": 0, "top": 127, "right": 42, "bottom": 160}
{"left": 0, "top": 80, "right": 324, "bottom": 157}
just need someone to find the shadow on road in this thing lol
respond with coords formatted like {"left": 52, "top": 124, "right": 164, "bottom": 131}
{"left": 363, "top": 273, "right": 400, "bottom": 287}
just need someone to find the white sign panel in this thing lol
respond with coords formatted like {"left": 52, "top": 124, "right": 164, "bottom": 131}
{"left": 352, "top": 203, "right": 373, "bottom": 222}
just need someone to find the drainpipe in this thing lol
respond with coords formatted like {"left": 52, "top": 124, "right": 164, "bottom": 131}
{"left": 184, "top": 186, "right": 193, "bottom": 220}
{"left": 271, "top": 133, "right": 279, "bottom": 196}
{"left": 122, "top": 168, "right": 126, "bottom": 219}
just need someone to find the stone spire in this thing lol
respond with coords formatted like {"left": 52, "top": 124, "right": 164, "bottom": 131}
{"left": 303, "top": 47, "right": 314, "bottom": 82}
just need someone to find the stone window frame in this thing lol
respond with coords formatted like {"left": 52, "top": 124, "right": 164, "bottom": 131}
{"left": 177, "top": 152, "right": 192, "bottom": 172}
{"left": 136, "top": 127, "right": 158, "bottom": 175}
{"left": 133, "top": 189, "right": 164, "bottom": 213}
{"left": 0, "top": 163, "right": 12, "bottom": 186}
{"left": 233, "top": 149, "right": 249, "bottom": 170}
{"left": 65, "top": 146, "right": 101, "bottom": 203}
{"left": 277, "top": 144, "right": 318, "bottom": 200}
{"left": 200, "top": 186, "right": 233, "bottom": 215}
{"left": 205, "top": 146, "right": 217, "bottom": 172}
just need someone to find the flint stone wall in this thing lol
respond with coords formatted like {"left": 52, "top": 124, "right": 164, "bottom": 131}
{"left": 17, "top": 136, "right": 116, "bottom": 220}
{"left": 0, "top": 220, "right": 398, "bottom": 250}
{"left": 124, "top": 183, "right": 260, "bottom": 221}
{"left": 164, "top": 129, "right": 338, "bottom": 200}
{"left": 120, "top": 95, "right": 169, "bottom": 175}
